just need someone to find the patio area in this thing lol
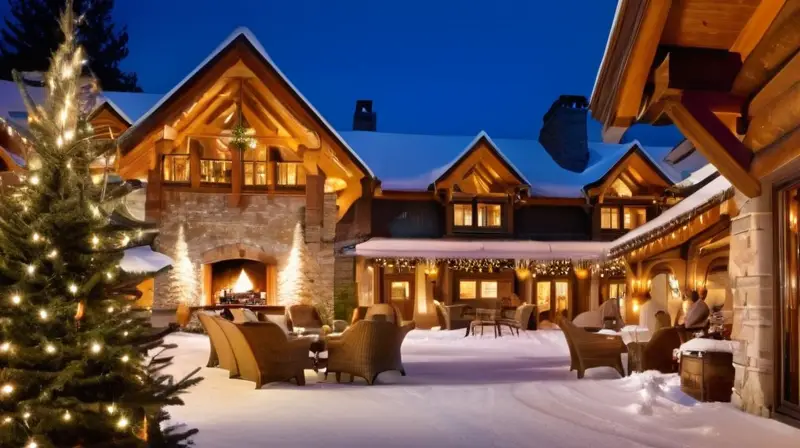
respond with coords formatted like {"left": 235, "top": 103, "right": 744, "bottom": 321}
{"left": 161, "top": 329, "right": 800, "bottom": 448}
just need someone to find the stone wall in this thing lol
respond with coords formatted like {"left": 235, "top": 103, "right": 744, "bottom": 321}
{"left": 730, "top": 189, "right": 774, "bottom": 417}
{"left": 153, "top": 191, "right": 337, "bottom": 321}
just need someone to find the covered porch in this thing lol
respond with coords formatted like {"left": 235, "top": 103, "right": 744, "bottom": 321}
{"left": 351, "top": 238, "right": 612, "bottom": 328}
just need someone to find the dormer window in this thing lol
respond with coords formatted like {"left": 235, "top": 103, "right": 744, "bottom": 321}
{"left": 477, "top": 203, "right": 502, "bottom": 227}
{"left": 452, "top": 201, "right": 505, "bottom": 232}
{"left": 600, "top": 207, "right": 620, "bottom": 230}
{"left": 454, "top": 204, "right": 473, "bottom": 227}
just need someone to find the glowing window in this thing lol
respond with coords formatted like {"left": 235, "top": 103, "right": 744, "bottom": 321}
{"left": 162, "top": 155, "right": 190, "bottom": 183}
{"left": 390, "top": 282, "right": 410, "bottom": 301}
{"left": 243, "top": 146, "right": 268, "bottom": 186}
{"left": 601, "top": 207, "right": 620, "bottom": 229}
{"left": 477, "top": 204, "right": 502, "bottom": 227}
{"left": 454, "top": 204, "right": 473, "bottom": 227}
{"left": 459, "top": 281, "right": 477, "bottom": 299}
{"left": 277, "top": 162, "right": 305, "bottom": 186}
{"left": 555, "top": 281, "right": 569, "bottom": 314}
{"left": 480, "top": 281, "right": 498, "bottom": 299}
{"left": 536, "top": 282, "right": 551, "bottom": 312}
{"left": 623, "top": 207, "right": 647, "bottom": 229}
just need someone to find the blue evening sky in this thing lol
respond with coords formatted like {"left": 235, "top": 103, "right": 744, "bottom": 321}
{"left": 1, "top": 0, "right": 682, "bottom": 145}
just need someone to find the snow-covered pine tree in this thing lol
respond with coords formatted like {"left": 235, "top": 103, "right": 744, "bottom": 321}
{"left": 0, "top": 3, "right": 200, "bottom": 446}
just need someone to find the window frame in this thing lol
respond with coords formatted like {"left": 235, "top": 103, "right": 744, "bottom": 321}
{"left": 162, "top": 154, "right": 191, "bottom": 184}
{"left": 451, "top": 200, "right": 505, "bottom": 232}
{"left": 623, "top": 206, "right": 647, "bottom": 230}
{"left": 600, "top": 206, "right": 620, "bottom": 230}
{"left": 200, "top": 158, "right": 233, "bottom": 185}
{"left": 276, "top": 161, "right": 306, "bottom": 188}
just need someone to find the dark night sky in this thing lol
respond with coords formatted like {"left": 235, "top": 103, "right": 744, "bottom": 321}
{"left": 0, "top": 0, "right": 682, "bottom": 145}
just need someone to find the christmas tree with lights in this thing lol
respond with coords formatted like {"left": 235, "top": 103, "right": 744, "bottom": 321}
{"left": 0, "top": 3, "right": 200, "bottom": 447}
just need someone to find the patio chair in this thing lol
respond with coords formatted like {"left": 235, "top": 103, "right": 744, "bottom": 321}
{"left": 558, "top": 318, "right": 625, "bottom": 379}
{"left": 198, "top": 314, "right": 239, "bottom": 376}
{"left": 497, "top": 304, "right": 536, "bottom": 336}
{"left": 325, "top": 319, "right": 415, "bottom": 385}
{"left": 286, "top": 304, "right": 324, "bottom": 335}
{"left": 365, "top": 303, "right": 404, "bottom": 325}
{"left": 654, "top": 310, "right": 671, "bottom": 331}
{"left": 626, "top": 327, "right": 681, "bottom": 375}
{"left": 469, "top": 308, "right": 499, "bottom": 337}
{"left": 433, "top": 300, "right": 471, "bottom": 331}
{"left": 215, "top": 319, "right": 312, "bottom": 388}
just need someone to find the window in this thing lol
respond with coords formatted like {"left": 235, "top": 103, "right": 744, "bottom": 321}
{"left": 608, "top": 282, "right": 626, "bottom": 300}
{"left": 459, "top": 281, "right": 477, "bottom": 299}
{"left": 536, "top": 282, "right": 551, "bottom": 312}
{"left": 163, "top": 154, "right": 190, "bottom": 183}
{"left": 194, "top": 137, "right": 232, "bottom": 184}
{"left": 623, "top": 207, "right": 647, "bottom": 229}
{"left": 477, "top": 204, "right": 502, "bottom": 227}
{"left": 480, "top": 281, "right": 498, "bottom": 299}
{"left": 555, "top": 281, "right": 569, "bottom": 314}
{"left": 390, "top": 282, "right": 410, "bottom": 301}
{"left": 277, "top": 162, "right": 305, "bottom": 186}
{"left": 200, "top": 160, "right": 232, "bottom": 184}
{"left": 243, "top": 146, "right": 268, "bottom": 186}
{"left": 601, "top": 207, "right": 620, "bottom": 229}
{"left": 453, "top": 204, "right": 473, "bottom": 227}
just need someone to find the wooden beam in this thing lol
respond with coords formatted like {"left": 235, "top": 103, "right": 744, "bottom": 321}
{"left": 664, "top": 95, "right": 760, "bottom": 198}
{"left": 242, "top": 80, "right": 320, "bottom": 149}
{"left": 730, "top": 0, "right": 786, "bottom": 60}
{"left": 615, "top": 0, "right": 673, "bottom": 121}
{"left": 601, "top": 124, "right": 628, "bottom": 144}
{"left": 743, "top": 80, "right": 800, "bottom": 152}
{"left": 751, "top": 125, "right": 800, "bottom": 178}
{"left": 749, "top": 49, "right": 800, "bottom": 116}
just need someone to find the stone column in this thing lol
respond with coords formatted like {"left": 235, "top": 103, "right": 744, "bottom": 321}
{"left": 730, "top": 189, "right": 775, "bottom": 417}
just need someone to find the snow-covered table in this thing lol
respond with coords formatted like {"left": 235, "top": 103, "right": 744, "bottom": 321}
{"left": 619, "top": 326, "right": 652, "bottom": 344}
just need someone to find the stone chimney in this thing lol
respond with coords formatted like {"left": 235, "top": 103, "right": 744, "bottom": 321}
{"left": 538, "top": 95, "right": 590, "bottom": 173}
{"left": 352, "top": 100, "right": 377, "bottom": 131}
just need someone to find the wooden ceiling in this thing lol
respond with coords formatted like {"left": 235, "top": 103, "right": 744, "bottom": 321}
{"left": 661, "top": 0, "right": 761, "bottom": 49}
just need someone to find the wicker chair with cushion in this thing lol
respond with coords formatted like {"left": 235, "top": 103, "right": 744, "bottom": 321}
{"left": 626, "top": 327, "right": 682, "bottom": 375}
{"left": 198, "top": 313, "right": 238, "bottom": 375}
{"left": 558, "top": 318, "right": 625, "bottom": 379}
{"left": 433, "top": 300, "right": 471, "bottom": 331}
{"left": 286, "top": 304, "right": 324, "bottom": 335}
{"left": 215, "top": 319, "right": 313, "bottom": 388}
{"left": 497, "top": 304, "right": 536, "bottom": 336}
{"left": 325, "top": 319, "right": 415, "bottom": 385}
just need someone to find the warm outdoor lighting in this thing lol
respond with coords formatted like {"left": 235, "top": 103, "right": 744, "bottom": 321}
{"left": 632, "top": 300, "right": 640, "bottom": 313}
{"left": 574, "top": 268, "right": 589, "bottom": 280}
{"left": 232, "top": 269, "right": 254, "bottom": 294}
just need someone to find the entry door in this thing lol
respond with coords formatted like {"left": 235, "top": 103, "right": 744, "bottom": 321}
{"left": 780, "top": 186, "right": 800, "bottom": 416}
{"left": 385, "top": 274, "right": 415, "bottom": 321}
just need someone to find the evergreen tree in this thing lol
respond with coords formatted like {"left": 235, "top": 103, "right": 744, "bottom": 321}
{"left": 0, "top": 3, "right": 199, "bottom": 447}
{"left": 0, "top": 0, "right": 141, "bottom": 92}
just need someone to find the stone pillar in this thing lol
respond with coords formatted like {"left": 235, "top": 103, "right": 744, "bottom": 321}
{"left": 730, "top": 189, "right": 775, "bottom": 417}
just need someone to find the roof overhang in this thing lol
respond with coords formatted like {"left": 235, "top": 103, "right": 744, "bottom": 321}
{"left": 354, "top": 238, "right": 607, "bottom": 261}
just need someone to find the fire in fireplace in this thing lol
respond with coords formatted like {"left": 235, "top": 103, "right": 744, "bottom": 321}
{"left": 211, "top": 259, "right": 267, "bottom": 304}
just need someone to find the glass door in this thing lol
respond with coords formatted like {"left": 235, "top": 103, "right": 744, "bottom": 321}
{"left": 536, "top": 281, "right": 551, "bottom": 323}
{"left": 384, "top": 274, "right": 415, "bottom": 321}
{"left": 555, "top": 281, "right": 569, "bottom": 319}
{"left": 780, "top": 186, "right": 800, "bottom": 412}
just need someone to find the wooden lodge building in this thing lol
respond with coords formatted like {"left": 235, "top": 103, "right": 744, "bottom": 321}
{"left": 0, "top": 30, "right": 712, "bottom": 331}
{"left": 591, "top": 0, "right": 800, "bottom": 424}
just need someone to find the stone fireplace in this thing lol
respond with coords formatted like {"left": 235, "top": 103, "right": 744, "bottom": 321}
{"left": 208, "top": 259, "right": 268, "bottom": 304}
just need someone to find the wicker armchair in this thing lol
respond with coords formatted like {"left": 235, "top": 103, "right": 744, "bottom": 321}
{"left": 365, "top": 303, "right": 405, "bottom": 325}
{"left": 286, "top": 304, "right": 324, "bottom": 335}
{"left": 497, "top": 304, "right": 536, "bottom": 335}
{"left": 558, "top": 318, "right": 625, "bottom": 379}
{"left": 325, "top": 319, "right": 415, "bottom": 385}
{"left": 433, "top": 300, "right": 471, "bottom": 330}
{"left": 215, "top": 319, "right": 312, "bottom": 388}
{"left": 626, "top": 327, "right": 681, "bottom": 375}
{"left": 198, "top": 314, "right": 239, "bottom": 376}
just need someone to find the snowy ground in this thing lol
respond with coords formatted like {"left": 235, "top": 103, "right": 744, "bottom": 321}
{"left": 162, "top": 330, "right": 800, "bottom": 448}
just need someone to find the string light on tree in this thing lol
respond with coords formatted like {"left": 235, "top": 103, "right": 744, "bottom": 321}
{"left": 1, "top": 383, "right": 14, "bottom": 395}
{"left": 90, "top": 342, "right": 102, "bottom": 354}
{"left": 11, "top": 294, "right": 21, "bottom": 305}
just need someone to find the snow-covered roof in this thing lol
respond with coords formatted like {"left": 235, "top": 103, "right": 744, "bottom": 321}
{"left": 355, "top": 238, "right": 608, "bottom": 260}
{"left": 122, "top": 27, "right": 374, "bottom": 178}
{"left": 341, "top": 130, "right": 678, "bottom": 197}
{"left": 591, "top": 0, "right": 625, "bottom": 101}
{"left": 120, "top": 246, "right": 173, "bottom": 274}
{"left": 99, "top": 91, "right": 163, "bottom": 124}
{"left": 609, "top": 173, "right": 732, "bottom": 253}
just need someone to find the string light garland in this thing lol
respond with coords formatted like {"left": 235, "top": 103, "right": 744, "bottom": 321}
{"left": 370, "top": 256, "right": 581, "bottom": 276}
{"left": 609, "top": 188, "right": 733, "bottom": 258}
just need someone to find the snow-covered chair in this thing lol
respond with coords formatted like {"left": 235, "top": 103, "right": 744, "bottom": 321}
{"left": 497, "top": 303, "right": 536, "bottom": 335}
{"left": 215, "top": 319, "right": 312, "bottom": 388}
{"left": 626, "top": 327, "right": 681, "bottom": 375}
{"left": 572, "top": 299, "right": 623, "bottom": 331}
{"left": 558, "top": 318, "right": 625, "bottom": 379}
{"left": 325, "top": 319, "right": 415, "bottom": 385}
